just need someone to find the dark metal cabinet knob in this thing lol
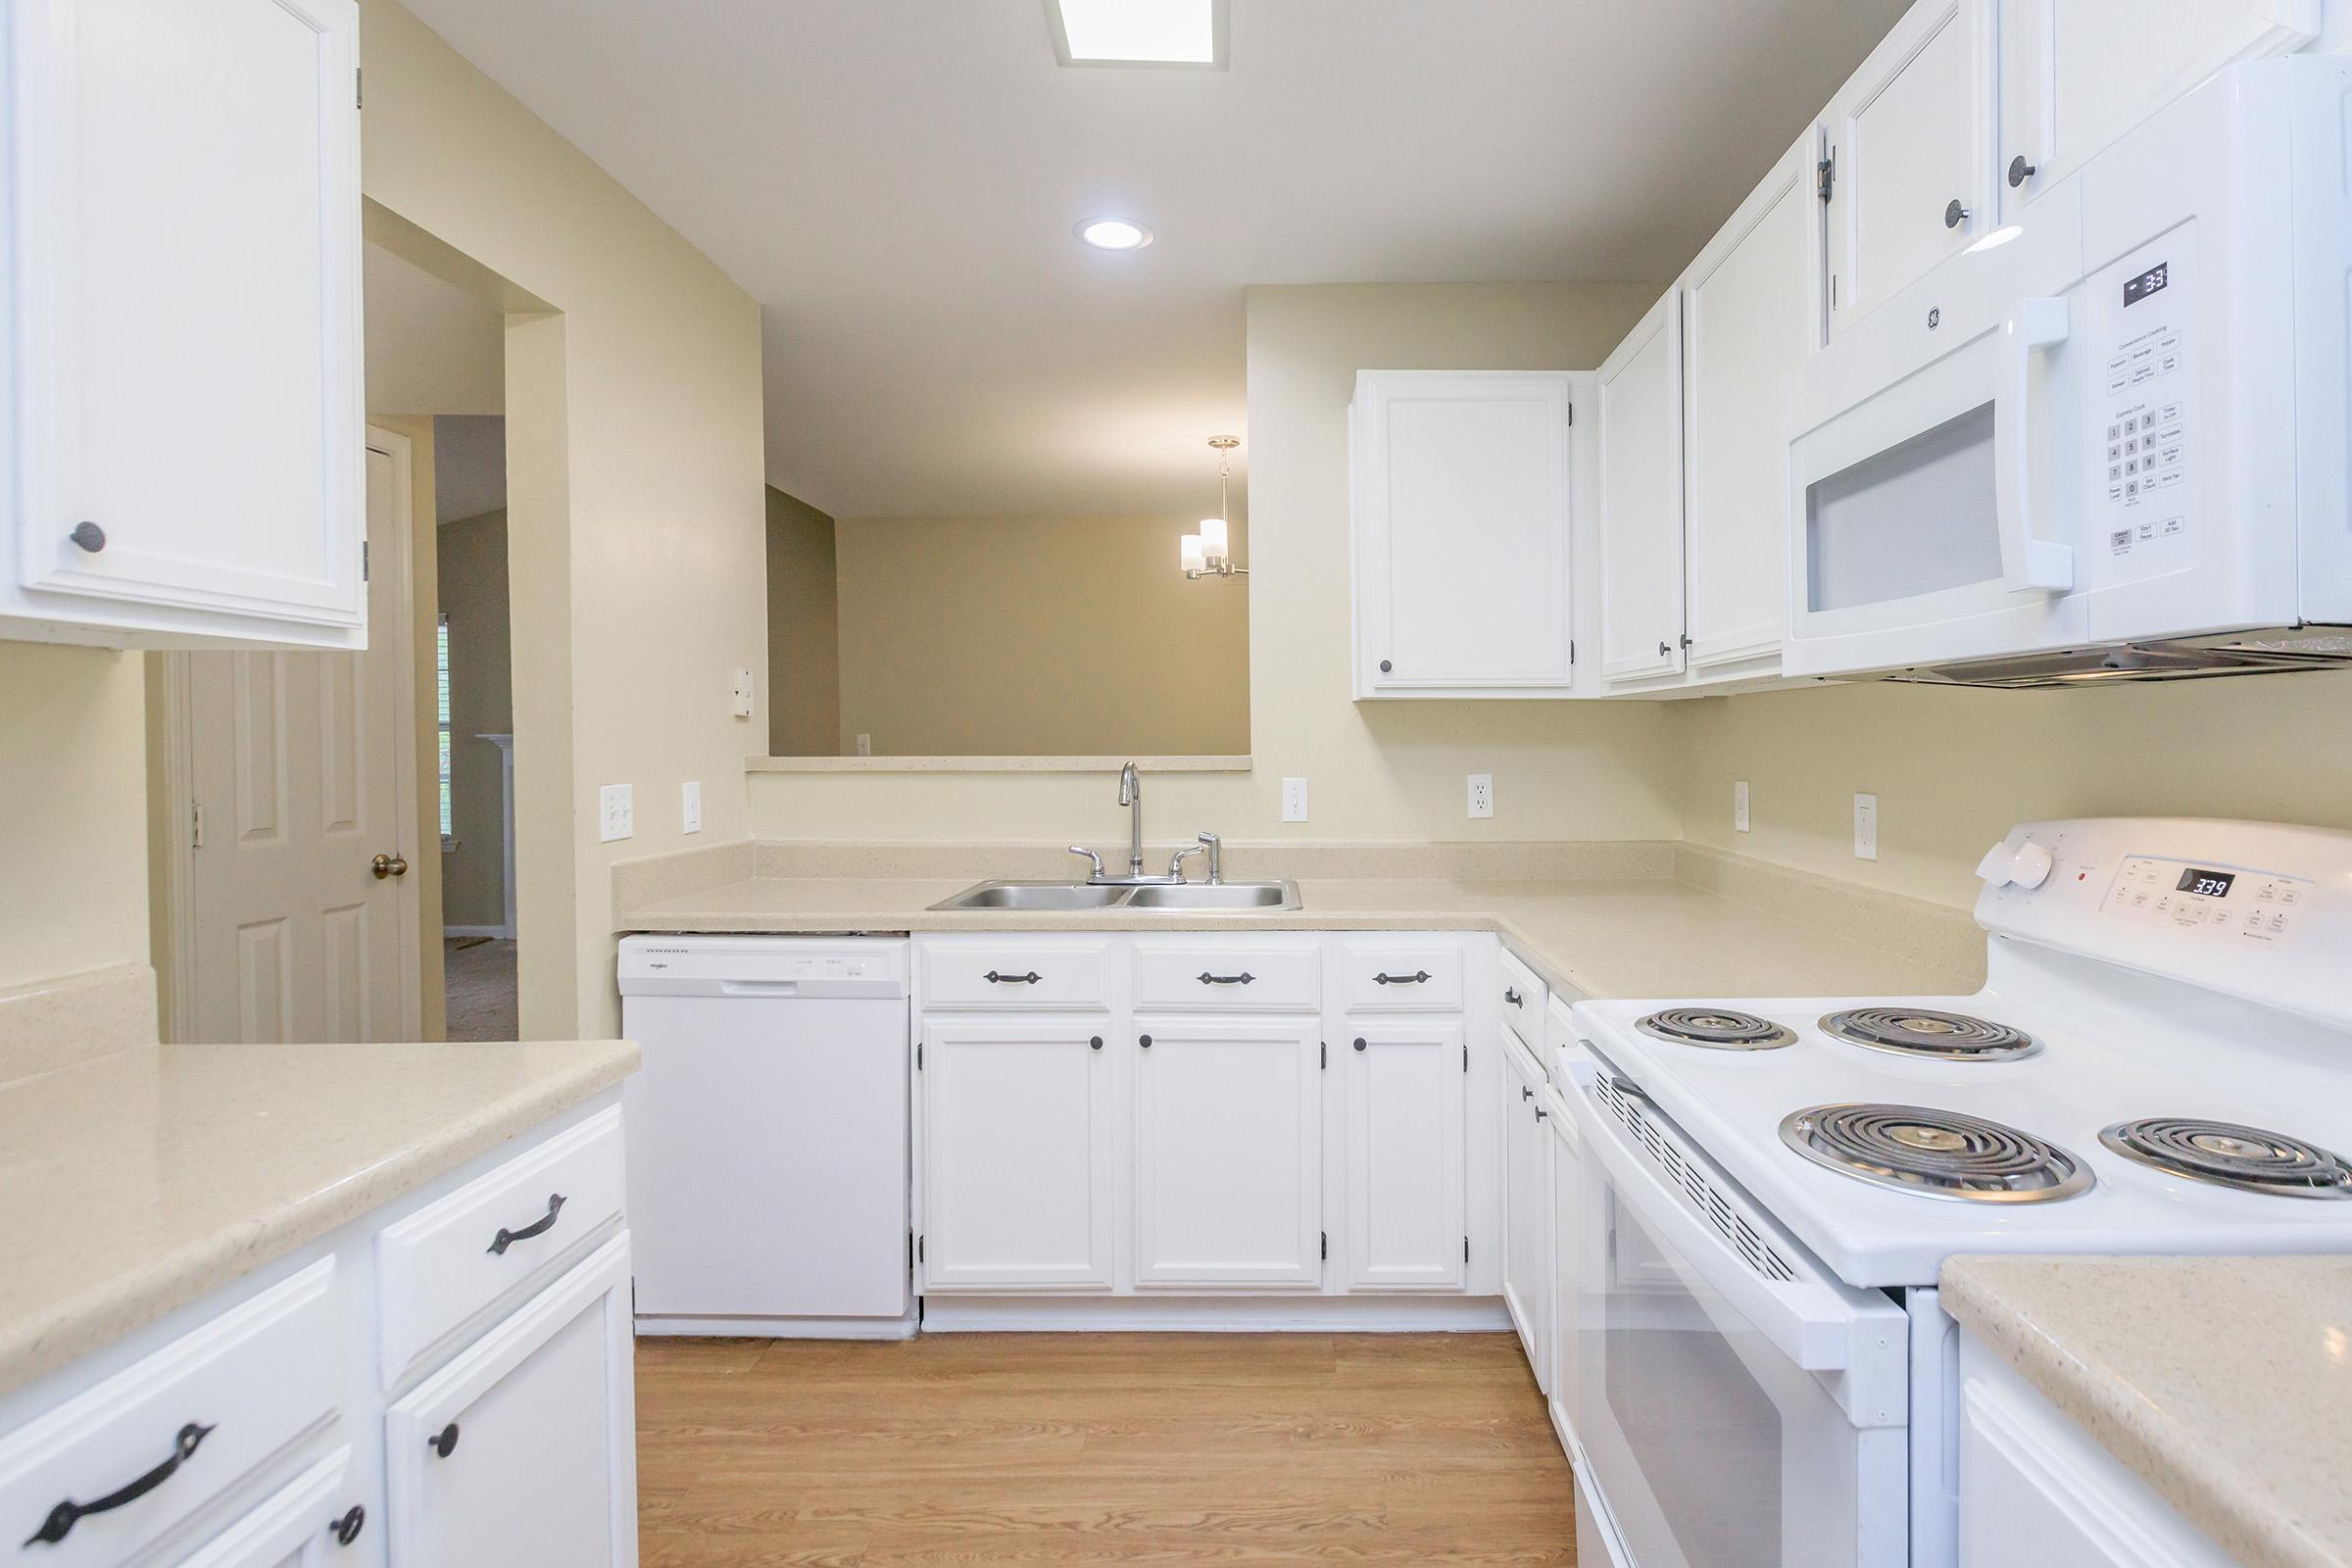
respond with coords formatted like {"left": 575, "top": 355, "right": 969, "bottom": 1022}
{"left": 430, "top": 1422, "right": 461, "bottom": 1458}
{"left": 1944, "top": 198, "right": 1970, "bottom": 229}
{"left": 1535, "top": 1106, "right": 1549, "bottom": 1121}
{"left": 330, "top": 1505, "right": 366, "bottom": 1545}
{"left": 69, "top": 520, "right": 106, "bottom": 553}
{"left": 2008, "top": 155, "right": 2036, "bottom": 188}
{"left": 1504, "top": 988, "right": 1523, "bottom": 1006}
{"left": 1352, "top": 1037, "right": 1368, "bottom": 1052}
{"left": 1521, "top": 1086, "right": 1534, "bottom": 1101}
{"left": 1658, "top": 641, "right": 1671, "bottom": 658}
{"left": 1138, "top": 1034, "right": 1152, "bottom": 1049}
{"left": 1378, "top": 659, "right": 1393, "bottom": 673}
{"left": 1089, "top": 1035, "right": 1102, "bottom": 1051}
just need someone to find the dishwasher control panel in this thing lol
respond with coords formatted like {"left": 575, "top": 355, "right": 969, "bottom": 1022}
{"left": 617, "top": 935, "right": 908, "bottom": 997}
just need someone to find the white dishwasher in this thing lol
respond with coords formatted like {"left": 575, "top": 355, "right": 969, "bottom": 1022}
{"left": 618, "top": 934, "right": 914, "bottom": 1339}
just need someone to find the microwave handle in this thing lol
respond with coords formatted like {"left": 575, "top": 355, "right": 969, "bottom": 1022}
{"left": 1994, "top": 297, "right": 2076, "bottom": 593}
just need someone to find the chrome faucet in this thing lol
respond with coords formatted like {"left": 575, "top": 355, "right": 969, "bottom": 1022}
{"left": 1118, "top": 761, "right": 1145, "bottom": 880}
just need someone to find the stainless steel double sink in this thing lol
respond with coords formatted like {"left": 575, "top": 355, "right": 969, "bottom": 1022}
{"left": 928, "top": 880, "right": 1302, "bottom": 912}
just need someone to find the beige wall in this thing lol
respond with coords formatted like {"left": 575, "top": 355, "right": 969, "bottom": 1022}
{"left": 1, "top": 646, "right": 149, "bottom": 992}
{"left": 766, "top": 487, "right": 840, "bottom": 758}
{"left": 438, "top": 509, "right": 514, "bottom": 930}
{"left": 1674, "top": 671, "right": 2352, "bottom": 908}
{"left": 747, "top": 281, "right": 1678, "bottom": 845}
{"left": 365, "top": 242, "right": 504, "bottom": 416}
{"left": 833, "top": 514, "right": 1250, "bottom": 758}
{"left": 362, "top": 0, "right": 768, "bottom": 1038}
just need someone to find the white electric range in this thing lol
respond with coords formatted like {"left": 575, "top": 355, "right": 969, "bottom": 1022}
{"left": 1561, "top": 817, "right": 2352, "bottom": 1568}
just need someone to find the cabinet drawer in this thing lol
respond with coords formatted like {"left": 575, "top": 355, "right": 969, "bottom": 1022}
{"left": 1339, "top": 940, "right": 1464, "bottom": 1011}
{"left": 1131, "top": 940, "right": 1320, "bottom": 1011}
{"left": 1498, "top": 949, "right": 1547, "bottom": 1055}
{"left": 376, "top": 1106, "right": 625, "bottom": 1388}
{"left": 0, "top": 1261, "right": 339, "bottom": 1568}
{"left": 920, "top": 940, "right": 1111, "bottom": 1010}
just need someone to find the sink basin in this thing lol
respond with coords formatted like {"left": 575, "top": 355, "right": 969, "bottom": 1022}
{"left": 929, "top": 882, "right": 1132, "bottom": 911}
{"left": 1121, "top": 881, "right": 1300, "bottom": 910}
{"left": 928, "top": 879, "right": 1302, "bottom": 912}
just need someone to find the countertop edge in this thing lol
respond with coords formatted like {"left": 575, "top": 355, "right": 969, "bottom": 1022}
{"left": 0, "top": 1040, "right": 640, "bottom": 1400}
{"left": 1939, "top": 1255, "right": 2338, "bottom": 1568}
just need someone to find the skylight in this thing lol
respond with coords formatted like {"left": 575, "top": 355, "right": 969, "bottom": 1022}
{"left": 1049, "top": 0, "right": 1227, "bottom": 68}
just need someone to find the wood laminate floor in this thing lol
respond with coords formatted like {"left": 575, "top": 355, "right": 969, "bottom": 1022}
{"left": 636, "top": 1332, "right": 1578, "bottom": 1566}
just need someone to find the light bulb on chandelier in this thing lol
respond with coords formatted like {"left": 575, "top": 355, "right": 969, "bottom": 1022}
{"left": 1180, "top": 435, "right": 1247, "bottom": 579}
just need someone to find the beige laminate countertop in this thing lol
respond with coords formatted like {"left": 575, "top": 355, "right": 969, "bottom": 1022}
{"left": 617, "top": 875, "right": 1984, "bottom": 1003}
{"left": 0, "top": 1039, "right": 638, "bottom": 1399}
{"left": 1941, "top": 1254, "right": 2352, "bottom": 1568}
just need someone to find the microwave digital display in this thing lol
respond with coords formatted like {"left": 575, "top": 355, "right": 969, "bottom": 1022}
{"left": 2125, "top": 263, "right": 2170, "bottom": 307}
{"left": 2176, "top": 868, "right": 2234, "bottom": 898}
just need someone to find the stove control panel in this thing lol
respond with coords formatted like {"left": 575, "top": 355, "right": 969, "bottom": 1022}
{"left": 2101, "top": 856, "right": 2305, "bottom": 946}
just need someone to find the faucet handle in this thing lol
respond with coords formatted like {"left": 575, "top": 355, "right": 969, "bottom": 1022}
{"left": 1068, "top": 846, "right": 1105, "bottom": 882}
{"left": 1168, "top": 844, "right": 1205, "bottom": 881}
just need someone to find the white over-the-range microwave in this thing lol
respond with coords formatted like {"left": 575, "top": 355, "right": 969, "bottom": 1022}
{"left": 1785, "top": 55, "right": 2352, "bottom": 687}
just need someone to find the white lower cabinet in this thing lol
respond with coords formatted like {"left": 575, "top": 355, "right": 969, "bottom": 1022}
{"left": 921, "top": 1019, "right": 1115, "bottom": 1292}
{"left": 1341, "top": 1021, "right": 1468, "bottom": 1292}
{"left": 173, "top": 1449, "right": 354, "bottom": 1568}
{"left": 1498, "top": 1037, "right": 1552, "bottom": 1391}
{"left": 384, "top": 1237, "right": 637, "bottom": 1568}
{"left": 1544, "top": 1078, "right": 1581, "bottom": 1450}
{"left": 1133, "top": 1020, "right": 1322, "bottom": 1288}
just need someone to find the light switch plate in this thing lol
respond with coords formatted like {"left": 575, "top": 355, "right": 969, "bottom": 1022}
{"left": 730, "top": 667, "right": 755, "bottom": 718}
{"left": 1735, "top": 780, "right": 1750, "bottom": 833}
{"left": 1853, "top": 793, "right": 1879, "bottom": 861}
{"left": 856, "top": 733, "right": 872, "bottom": 758}
{"left": 599, "top": 783, "right": 634, "bottom": 843}
{"left": 1467, "top": 773, "right": 1494, "bottom": 819}
{"left": 1281, "top": 777, "right": 1308, "bottom": 822}
{"left": 681, "top": 780, "right": 702, "bottom": 834}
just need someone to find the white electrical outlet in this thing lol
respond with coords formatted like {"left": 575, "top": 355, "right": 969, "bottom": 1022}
{"left": 729, "top": 667, "right": 755, "bottom": 718}
{"left": 1281, "top": 777, "right": 1308, "bottom": 822}
{"left": 1467, "top": 773, "right": 1494, "bottom": 819}
{"left": 1735, "top": 780, "right": 1750, "bottom": 833}
{"left": 1853, "top": 793, "right": 1879, "bottom": 861}
{"left": 856, "top": 733, "right": 872, "bottom": 758}
{"left": 599, "top": 783, "right": 634, "bottom": 843}
{"left": 681, "top": 780, "right": 702, "bottom": 834}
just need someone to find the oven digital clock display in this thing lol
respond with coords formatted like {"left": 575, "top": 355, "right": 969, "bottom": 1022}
{"left": 2125, "top": 263, "right": 2170, "bottom": 307}
{"left": 2176, "top": 868, "right": 2235, "bottom": 898}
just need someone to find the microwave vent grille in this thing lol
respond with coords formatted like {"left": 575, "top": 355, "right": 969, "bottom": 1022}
{"left": 1594, "top": 1074, "right": 1797, "bottom": 1285}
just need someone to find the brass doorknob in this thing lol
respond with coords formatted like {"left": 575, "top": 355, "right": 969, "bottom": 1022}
{"left": 371, "top": 853, "right": 410, "bottom": 880}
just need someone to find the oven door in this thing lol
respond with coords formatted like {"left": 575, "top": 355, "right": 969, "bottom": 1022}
{"left": 1570, "top": 1071, "right": 1909, "bottom": 1568}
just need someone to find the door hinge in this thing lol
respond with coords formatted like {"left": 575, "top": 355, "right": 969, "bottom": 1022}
{"left": 1320, "top": 1231, "right": 1328, "bottom": 1260}
{"left": 1817, "top": 148, "right": 1836, "bottom": 203}
{"left": 189, "top": 801, "right": 205, "bottom": 850}
{"left": 356, "top": 68, "right": 363, "bottom": 109}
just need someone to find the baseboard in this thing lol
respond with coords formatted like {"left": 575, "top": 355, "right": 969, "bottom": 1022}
{"left": 917, "top": 1295, "right": 1513, "bottom": 1334}
{"left": 635, "top": 1312, "right": 918, "bottom": 1342}
{"left": 443, "top": 924, "right": 514, "bottom": 940}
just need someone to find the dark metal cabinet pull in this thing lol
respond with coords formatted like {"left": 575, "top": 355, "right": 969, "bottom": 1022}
{"left": 1197, "top": 971, "right": 1254, "bottom": 986}
{"left": 331, "top": 1505, "right": 366, "bottom": 1545}
{"left": 1373, "top": 970, "right": 1431, "bottom": 986}
{"left": 488, "top": 1192, "right": 566, "bottom": 1255}
{"left": 24, "top": 1422, "right": 213, "bottom": 1545}
{"left": 429, "top": 1423, "right": 461, "bottom": 1458}
{"left": 984, "top": 970, "right": 1041, "bottom": 985}
{"left": 1138, "top": 1034, "right": 1153, "bottom": 1049}
{"left": 1504, "top": 988, "right": 1523, "bottom": 1006}
{"left": 1352, "top": 1037, "right": 1368, "bottom": 1052}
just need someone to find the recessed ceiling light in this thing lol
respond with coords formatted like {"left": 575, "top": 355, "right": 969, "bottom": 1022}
{"left": 1047, "top": 0, "right": 1228, "bottom": 68}
{"left": 1076, "top": 218, "right": 1153, "bottom": 251}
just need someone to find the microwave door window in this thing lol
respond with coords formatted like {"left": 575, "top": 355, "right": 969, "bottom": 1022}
{"left": 1806, "top": 403, "right": 2001, "bottom": 613}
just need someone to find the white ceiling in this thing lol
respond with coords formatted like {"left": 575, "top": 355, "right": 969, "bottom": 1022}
{"left": 399, "top": 0, "right": 1908, "bottom": 520}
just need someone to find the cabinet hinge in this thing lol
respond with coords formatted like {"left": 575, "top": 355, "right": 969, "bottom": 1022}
{"left": 1462, "top": 1043, "right": 1469, "bottom": 1073}
{"left": 1564, "top": 403, "right": 1574, "bottom": 428}
{"left": 1464, "top": 1236, "right": 1471, "bottom": 1263}
{"left": 1817, "top": 148, "right": 1836, "bottom": 204}
{"left": 1569, "top": 639, "right": 1576, "bottom": 666}
{"left": 908, "top": 1231, "right": 914, "bottom": 1269}
{"left": 356, "top": 68, "right": 363, "bottom": 110}
{"left": 917, "top": 1235, "right": 925, "bottom": 1262}
{"left": 189, "top": 801, "right": 205, "bottom": 850}
{"left": 1320, "top": 1231, "right": 1328, "bottom": 1260}
{"left": 362, "top": 539, "right": 369, "bottom": 583}
{"left": 915, "top": 1040, "right": 922, "bottom": 1070}
{"left": 1319, "top": 1041, "right": 1327, "bottom": 1070}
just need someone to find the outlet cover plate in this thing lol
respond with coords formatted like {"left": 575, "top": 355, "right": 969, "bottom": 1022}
{"left": 1853, "top": 793, "right": 1879, "bottom": 861}
{"left": 1467, "top": 773, "right": 1494, "bottom": 819}
{"left": 681, "top": 780, "right": 702, "bottom": 834}
{"left": 600, "top": 783, "right": 634, "bottom": 843}
{"left": 1735, "top": 780, "right": 1750, "bottom": 833}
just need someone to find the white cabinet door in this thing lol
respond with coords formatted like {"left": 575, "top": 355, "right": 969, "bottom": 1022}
{"left": 920, "top": 1019, "right": 1115, "bottom": 1292}
{"left": 1825, "top": 0, "right": 1994, "bottom": 335}
{"left": 2, "top": 0, "right": 366, "bottom": 648}
{"left": 384, "top": 1236, "right": 638, "bottom": 1568}
{"left": 1545, "top": 1087, "right": 1581, "bottom": 1450}
{"left": 1681, "top": 133, "right": 1820, "bottom": 675}
{"left": 1132, "top": 1020, "right": 1321, "bottom": 1288}
{"left": 1597, "top": 292, "right": 1686, "bottom": 682}
{"left": 1998, "top": 0, "right": 2319, "bottom": 220}
{"left": 1499, "top": 1038, "right": 1551, "bottom": 1393}
{"left": 1351, "top": 371, "right": 1578, "bottom": 699}
{"left": 172, "top": 1449, "right": 358, "bottom": 1568}
{"left": 1341, "top": 1022, "right": 1466, "bottom": 1291}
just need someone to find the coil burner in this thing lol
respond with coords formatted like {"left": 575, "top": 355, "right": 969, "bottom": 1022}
{"left": 1634, "top": 1007, "right": 1795, "bottom": 1051}
{"left": 1818, "top": 1007, "right": 2038, "bottom": 1062}
{"left": 1781, "top": 1103, "right": 2092, "bottom": 1202}
{"left": 2100, "top": 1118, "right": 2352, "bottom": 1199}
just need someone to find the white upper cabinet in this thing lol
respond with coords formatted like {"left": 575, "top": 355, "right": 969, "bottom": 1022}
{"left": 1825, "top": 0, "right": 1995, "bottom": 336}
{"left": 1, "top": 0, "right": 367, "bottom": 649}
{"left": 1596, "top": 292, "right": 1686, "bottom": 684}
{"left": 1997, "top": 0, "right": 2321, "bottom": 220}
{"left": 1351, "top": 370, "right": 1580, "bottom": 699}
{"left": 1682, "top": 132, "right": 1822, "bottom": 676}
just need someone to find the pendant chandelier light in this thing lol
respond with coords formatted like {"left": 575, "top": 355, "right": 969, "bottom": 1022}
{"left": 1180, "top": 435, "right": 1248, "bottom": 578}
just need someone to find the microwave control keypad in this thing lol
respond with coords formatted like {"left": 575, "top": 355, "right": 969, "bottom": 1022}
{"left": 2089, "top": 238, "right": 2196, "bottom": 576}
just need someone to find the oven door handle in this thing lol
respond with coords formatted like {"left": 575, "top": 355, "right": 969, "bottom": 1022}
{"left": 1570, "top": 1081, "right": 1886, "bottom": 1376}
{"left": 1994, "top": 296, "right": 2075, "bottom": 594}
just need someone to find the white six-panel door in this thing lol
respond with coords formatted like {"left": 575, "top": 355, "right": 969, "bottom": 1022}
{"left": 922, "top": 1020, "right": 1116, "bottom": 1291}
{"left": 1132, "top": 1019, "right": 1322, "bottom": 1288}
{"left": 1597, "top": 292, "right": 1688, "bottom": 683}
{"left": 1342, "top": 1022, "right": 1467, "bottom": 1291}
{"left": 5, "top": 0, "right": 365, "bottom": 644}
{"left": 180, "top": 429, "right": 418, "bottom": 1043}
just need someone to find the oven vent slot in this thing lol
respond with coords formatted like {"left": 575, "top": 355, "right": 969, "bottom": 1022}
{"left": 1593, "top": 1074, "right": 1800, "bottom": 1285}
